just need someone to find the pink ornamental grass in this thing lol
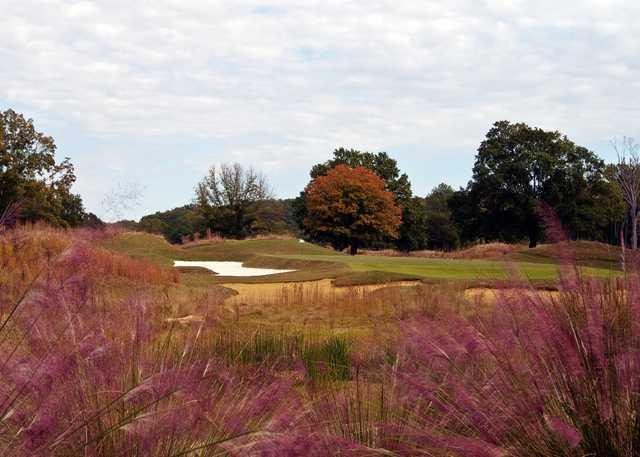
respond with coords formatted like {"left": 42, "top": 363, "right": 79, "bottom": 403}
{"left": 388, "top": 217, "right": 638, "bottom": 456}
{"left": 0, "top": 230, "right": 290, "bottom": 456}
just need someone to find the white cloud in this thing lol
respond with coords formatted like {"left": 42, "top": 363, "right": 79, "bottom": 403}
{"left": 2, "top": 0, "right": 640, "bottom": 217}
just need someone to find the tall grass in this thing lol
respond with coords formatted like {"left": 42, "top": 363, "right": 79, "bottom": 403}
{"left": 381, "top": 218, "right": 640, "bottom": 456}
{"left": 0, "top": 225, "right": 289, "bottom": 456}
{"left": 4, "top": 220, "right": 640, "bottom": 456}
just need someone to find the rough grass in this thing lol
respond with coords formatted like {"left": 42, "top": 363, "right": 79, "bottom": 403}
{"left": 8, "top": 225, "right": 633, "bottom": 455}
{"left": 507, "top": 240, "right": 626, "bottom": 269}
{"left": 219, "top": 279, "right": 451, "bottom": 331}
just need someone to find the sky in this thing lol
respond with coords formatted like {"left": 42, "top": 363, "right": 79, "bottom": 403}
{"left": 2, "top": 0, "right": 639, "bottom": 221}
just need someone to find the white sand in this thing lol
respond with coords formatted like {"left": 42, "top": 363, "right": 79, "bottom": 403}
{"left": 173, "top": 260, "right": 295, "bottom": 277}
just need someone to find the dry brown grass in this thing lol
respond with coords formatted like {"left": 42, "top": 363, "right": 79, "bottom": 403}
{"left": 448, "top": 242, "right": 526, "bottom": 259}
{"left": 359, "top": 242, "right": 525, "bottom": 260}
{"left": 179, "top": 232, "right": 297, "bottom": 247}
{"left": 218, "top": 279, "right": 467, "bottom": 330}
{"left": 463, "top": 287, "right": 560, "bottom": 305}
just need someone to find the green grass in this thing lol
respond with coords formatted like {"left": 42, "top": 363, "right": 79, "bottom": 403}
{"left": 102, "top": 233, "right": 350, "bottom": 284}
{"left": 276, "top": 253, "right": 616, "bottom": 281}
{"left": 102, "top": 232, "right": 178, "bottom": 266}
{"left": 181, "top": 238, "right": 335, "bottom": 260}
{"left": 507, "top": 240, "right": 625, "bottom": 270}
{"left": 103, "top": 232, "right": 619, "bottom": 286}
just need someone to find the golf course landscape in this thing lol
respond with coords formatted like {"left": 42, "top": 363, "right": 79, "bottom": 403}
{"left": 4, "top": 8, "right": 640, "bottom": 449}
{"left": 104, "top": 231, "right": 621, "bottom": 286}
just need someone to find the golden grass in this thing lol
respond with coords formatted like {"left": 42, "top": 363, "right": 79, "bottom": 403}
{"left": 218, "top": 279, "right": 467, "bottom": 332}
{"left": 463, "top": 287, "right": 560, "bottom": 305}
{"left": 359, "top": 242, "right": 524, "bottom": 259}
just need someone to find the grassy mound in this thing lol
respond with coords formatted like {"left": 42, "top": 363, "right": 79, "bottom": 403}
{"left": 507, "top": 240, "right": 625, "bottom": 269}
{"left": 103, "top": 232, "right": 619, "bottom": 286}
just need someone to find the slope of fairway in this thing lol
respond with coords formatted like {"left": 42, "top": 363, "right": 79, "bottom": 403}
{"left": 103, "top": 232, "right": 618, "bottom": 285}
{"left": 275, "top": 253, "right": 616, "bottom": 282}
{"left": 506, "top": 240, "right": 625, "bottom": 270}
{"left": 181, "top": 238, "right": 335, "bottom": 260}
{"left": 103, "top": 233, "right": 334, "bottom": 264}
{"left": 102, "top": 233, "right": 351, "bottom": 284}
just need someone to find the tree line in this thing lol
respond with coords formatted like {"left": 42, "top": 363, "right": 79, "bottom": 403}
{"left": 132, "top": 121, "right": 633, "bottom": 254}
{"left": 1, "top": 108, "right": 637, "bottom": 251}
{"left": 0, "top": 109, "right": 99, "bottom": 228}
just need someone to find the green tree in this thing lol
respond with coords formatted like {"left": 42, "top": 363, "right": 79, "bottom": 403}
{"left": 424, "top": 183, "right": 460, "bottom": 250}
{"left": 248, "top": 199, "right": 292, "bottom": 235}
{"left": 397, "top": 197, "right": 428, "bottom": 251}
{"left": 466, "top": 121, "right": 613, "bottom": 247}
{"left": 195, "top": 163, "right": 272, "bottom": 238}
{"left": 0, "top": 108, "right": 85, "bottom": 227}
{"left": 138, "top": 215, "right": 167, "bottom": 234}
{"left": 139, "top": 205, "right": 204, "bottom": 244}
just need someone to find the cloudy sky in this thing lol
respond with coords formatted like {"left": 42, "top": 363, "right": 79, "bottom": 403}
{"left": 2, "top": 0, "right": 639, "bottom": 220}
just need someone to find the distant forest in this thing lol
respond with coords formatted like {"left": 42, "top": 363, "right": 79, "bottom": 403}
{"left": 2, "top": 108, "right": 636, "bottom": 252}
{"left": 124, "top": 121, "right": 633, "bottom": 252}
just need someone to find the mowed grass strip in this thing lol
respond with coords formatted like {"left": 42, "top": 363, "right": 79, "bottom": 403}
{"left": 275, "top": 253, "right": 617, "bottom": 281}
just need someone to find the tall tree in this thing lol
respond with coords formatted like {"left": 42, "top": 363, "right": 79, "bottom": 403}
{"left": 304, "top": 165, "right": 401, "bottom": 255}
{"left": 466, "top": 121, "right": 610, "bottom": 247}
{"left": 310, "top": 148, "right": 412, "bottom": 203}
{"left": 613, "top": 137, "right": 640, "bottom": 249}
{"left": 195, "top": 163, "right": 272, "bottom": 238}
{"left": 396, "top": 197, "right": 428, "bottom": 252}
{"left": 424, "top": 183, "right": 460, "bottom": 250}
{"left": 299, "top": 148, "right": 415, "bottom": 250}
{"left": 0, "top": 108, "right": 85, "bottom": 227}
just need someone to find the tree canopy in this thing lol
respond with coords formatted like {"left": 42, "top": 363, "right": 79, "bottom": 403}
{"left": 310, "top": 148, "right": 412, "bottom": 203}
{"left": 424, "top": 183, "right": 459, "bottom": 250}
{"left": 613, "top": 138, "right": 640, "bottom": 249}
{"left": 458, "top": 121, "right": 624, "bottom": 247}
{"left": 0, "top": 108, "right": 88, "bottom": 227}
{"left": 304, "top": 165, "right": 402, "bottom": 255}
{"left": 195, "top": 163, "right": 272, "bottom": 238}
{"left": 297, "top": 148, "right": 415, "bottom": 251}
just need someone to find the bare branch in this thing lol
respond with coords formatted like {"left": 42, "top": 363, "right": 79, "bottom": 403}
{"left": 613, "top": 137, "right": 640, "bottom": 249}
{"left": 195, "top": 163, "right": 272, "bottom": 208}
{"left": 101, "top": 181, "right": 145, "bottom": 222}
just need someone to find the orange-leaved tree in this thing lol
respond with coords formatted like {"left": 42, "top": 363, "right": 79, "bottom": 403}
{"left": 304, "top": 164, "right": 402, "bottom": 255}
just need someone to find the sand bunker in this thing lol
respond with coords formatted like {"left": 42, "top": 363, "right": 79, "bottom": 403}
{"left": 174, "top": 260, "right": 295, "bottom": 277}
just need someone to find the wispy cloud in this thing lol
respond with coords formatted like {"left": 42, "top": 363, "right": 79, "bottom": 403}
{"left": 2, "top": 0, "right": 639, "bottom": 218}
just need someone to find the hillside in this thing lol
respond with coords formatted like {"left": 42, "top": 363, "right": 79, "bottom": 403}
{"left": 103, "top": 231, "right": 618, "bottom": 287}
{"left": 506, "top": 240, "right": 625, "bottom": 270}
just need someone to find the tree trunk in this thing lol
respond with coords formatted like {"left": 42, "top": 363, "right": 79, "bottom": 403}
{"left": 349, "top": 244, "right": 358, "bottom": 255}
{"left": 528, "top": 226, "right": 538, "bottom": 248}
{"left": 633, "top": 206, "right": 638, "bottom": 250}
